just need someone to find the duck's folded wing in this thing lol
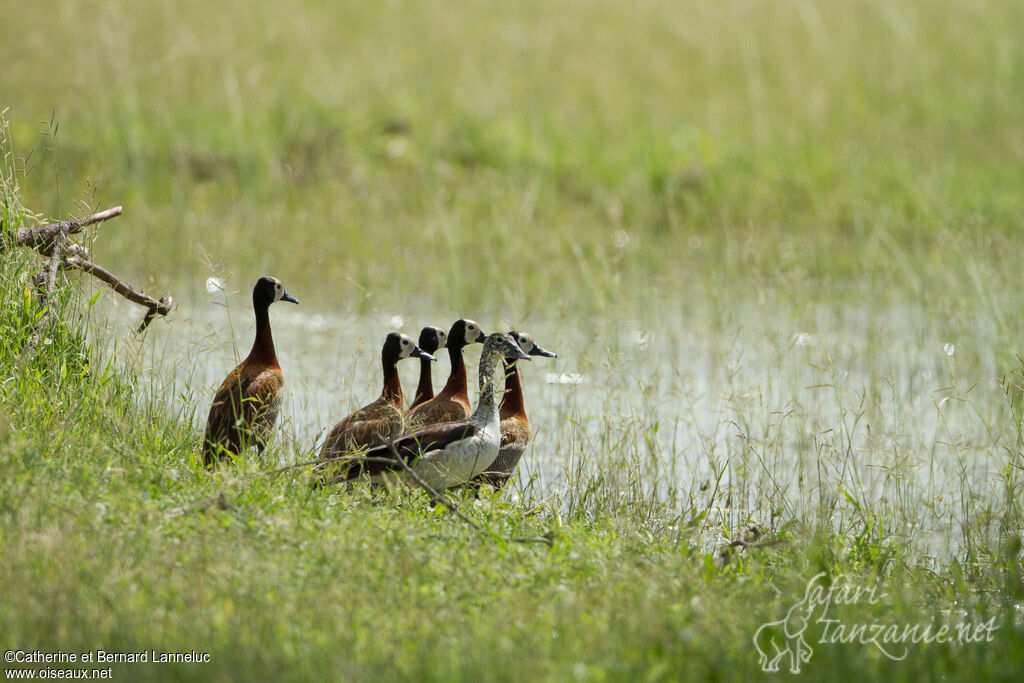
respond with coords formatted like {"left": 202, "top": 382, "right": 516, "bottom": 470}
{"left": 203, "top": 367, "right": 245, "bottom": 450}
{"left": 322, "top": 414, "right": 394, "bottom": 456}
{"left": 328, "top": 421, "right": 480, "bottom": 483}
{"left": 242, "top": 368, "right": 284, "bottom": 415}
{"left": 405, "top": 396, "right": 468, "bottom": 429}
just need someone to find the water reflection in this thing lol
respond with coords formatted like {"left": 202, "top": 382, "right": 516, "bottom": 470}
{"left": 104, "top": 291, "right": 1010, "bottom": 561}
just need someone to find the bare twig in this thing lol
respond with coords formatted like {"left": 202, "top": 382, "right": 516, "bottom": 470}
{"left": 0, "top": 205, "right": 122, "bottom": 254}
{"left": 26, "top": 236, "right": 66, "bottom": 351}
{"left": 4, "top": 205, "right": 173, "bottom": 334}
{"left": 265, "top": 453, "right": 351, "bottom": 475}
{"left": 61, "top": 255, "right": 173, "bottom": 332}
{"left": 44, "top": 236, "right": 62, "bottom": 292}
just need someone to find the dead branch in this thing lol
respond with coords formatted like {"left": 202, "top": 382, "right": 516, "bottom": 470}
{"left": 1, "top": 205, "right": 122, "bottom": 253}
{"left": 61, "top": 255, "right": 173, "bottom": 332}
{"left": 3, "top": 205, "right": 173, "bottom": 335}
{"left": 27, "top": 237, "right": 66, "bottom": 349}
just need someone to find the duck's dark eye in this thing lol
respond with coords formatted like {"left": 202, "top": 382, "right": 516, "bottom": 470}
{"left": 402, "top": 339, "right": 410, "bottom": 345}
{"left": 468, "top": 324, "right": 475, "bottom": 330}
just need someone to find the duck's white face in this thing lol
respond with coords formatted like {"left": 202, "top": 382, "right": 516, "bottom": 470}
{"left": 436, "top": 328, "right": 448, "bottom": 348}
{"left": 398, "top": 334, "right": 417, "bottom": 359}
{"left": 515, "top": 333, "right": 536, "bottom": 354}
{"left": 463, "top": 320, "right": 481, "bottom": 344}
{"left": 272, "top": 279, "right": 286, "bottom": 301}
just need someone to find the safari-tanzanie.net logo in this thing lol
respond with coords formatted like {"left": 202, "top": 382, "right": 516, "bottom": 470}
{"left": 753, "top": 572, "right": 998, "bottom": 674}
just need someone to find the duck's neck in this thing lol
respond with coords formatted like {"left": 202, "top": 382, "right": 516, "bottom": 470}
{"left": 247, "top": 300, "right": 278, "bottom": 365}
{"left": 469, "top": 351, "right": 501, "bottom": 430}
{"left": 499, "top": 360, "right": 526, "bottom": 420}
{"left": 440, "top": 344, "right": 467, "bottom": 399}
{"left": 412, "top": 356, "right": 434, "bottom": 407}
{"left": 381, "top": 357, "right": 403, "bottom": 409}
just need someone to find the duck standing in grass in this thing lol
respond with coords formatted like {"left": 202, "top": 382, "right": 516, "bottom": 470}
{"left": 409, "top": 325, "right": 448, "bottom": 410}
{"left": 404, "top": 319, "right": 485, "bottom": 429}
{"left": 203, "top": 276, "right": 298, "bottom": 465}
{"left": 470, "top": 331, "right": 557, "bottom": 491}
{"left": 326, "top": 333, "right": 530, "bottom": 491}
{"left": 320, "top": 332, "right": 435, "bottom": 458}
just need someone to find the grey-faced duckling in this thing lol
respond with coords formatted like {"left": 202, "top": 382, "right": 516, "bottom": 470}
{"left": 470, "top": 331, "right": 557, "bottom": 490}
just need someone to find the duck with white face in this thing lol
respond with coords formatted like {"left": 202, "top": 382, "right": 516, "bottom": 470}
{"left": 203, "top": 276, "right": 299, "bottom": 465}
{"left": 404, "top": 318, "right": 486, "bottom": 429}
{"left": 325, "top": 333, "right": 532, "bottom": 491}
{"left": 320, "top": 332, "right": 435, "bottom": 459}
{"left": 409, "top": 325, "right": 448, "bottom": 411}
{"left": 469, "top": 331, "right": 557, "bottom": 490}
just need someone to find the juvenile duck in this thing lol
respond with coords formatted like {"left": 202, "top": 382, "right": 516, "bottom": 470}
{"left": 203, "top": 276, "right": 298, "bottom": 465}
{"left": 471, "top": 331, "right": 557, "bottom": 490}
{"left": 320, "top": 333, "right": 435, "bottom": 458}
{"left": 404, "top": 319, "right": 485, "bottom": 429}
{"left": 327, "top": 333, "right": 529, "bottom": 491}
{"left": 409, "top": 325, "right": 448, "bottom": 410}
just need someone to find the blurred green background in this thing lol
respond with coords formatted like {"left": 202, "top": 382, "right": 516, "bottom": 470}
{"left": 3, "top": 0, "right": 1022, "bottom": 321}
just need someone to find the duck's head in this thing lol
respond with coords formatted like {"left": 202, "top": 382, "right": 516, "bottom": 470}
{"left": 449, "top": 319, "right": 486, "bottom": 348}
{"left": 482, "top": 332, "right": 531, "bottom": 362}
{"left": 383, "top": 332, "right": 436, "bottom": 364}
{"left": 417, "top": 326, "right": 448, "bottom": 355}
{"left": 508, "top": 331, "right": 557, "bottom": 358}
{"left": 254, "top": 276, "right": 299, "bottom": 307}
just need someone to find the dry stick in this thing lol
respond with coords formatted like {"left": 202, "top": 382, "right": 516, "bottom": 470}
{"left": 266, "top": 452, "right": 354, "bottom": 474}
{"left": 4, "top": 206, "right": 174, "bottom": 333}
{"left": 0, "top": 206, "right": 123, "bottom": 253}
{"left": 272, "top": 448, "right": 552, "bottom": 546}
{"left": 44, "top": 235, "right": 62, "bottom": 292}
{"left": 27, "top": 236, "right": 66, "bottom": 350}
{"left": 61, "top": 255, "right": 173, "bottom": 332}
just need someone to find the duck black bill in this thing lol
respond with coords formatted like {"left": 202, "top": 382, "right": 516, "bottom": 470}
{"left": 281, "top": 292, "right": 299, "bottom": 304}
{"left": 411, "top": 347, "right": 437, "bottom": 361}
{"left": 508, "top": 345, "right": 531, "bottom": 361}
{"left": 475, "top": 330, "right": 487, "bottom": 343}
{"left": 530, "top": 345, "right": 558, "bottom": 358}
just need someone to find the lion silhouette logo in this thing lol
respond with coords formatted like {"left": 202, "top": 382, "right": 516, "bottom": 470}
{"left": 753, "top": 576, "right": 822, "bottom": 673}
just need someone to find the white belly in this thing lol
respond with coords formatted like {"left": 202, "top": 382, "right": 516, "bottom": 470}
{"left": 408, "top": 427, "right": 500, "bottom": 491}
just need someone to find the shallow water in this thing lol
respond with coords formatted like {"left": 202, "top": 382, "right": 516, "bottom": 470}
{"left": 99, "top": 282, "right": 1017, "bottom": 561}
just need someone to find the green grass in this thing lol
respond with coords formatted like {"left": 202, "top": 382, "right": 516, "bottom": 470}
{"left": 2, "top": 0, "right": 1024, "bottom": 679}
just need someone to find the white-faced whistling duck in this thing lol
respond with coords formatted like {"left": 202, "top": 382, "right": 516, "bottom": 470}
{"left": 409, "top": 325, "right": 448, "bottom": 410}
{"left": 469, "top": 331, "right": 557, "bottom": 490}
{"left": 328, "top": 333, "right": 530, "bottom": 491}
{"left": 203, "top": 276, "right": 298, "bottom": 465}
{"left": 320, "top": 332, "right": 435, "bottom": 459}
{"left": 404, "top": 318, "right": 485, "bottom": 429}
